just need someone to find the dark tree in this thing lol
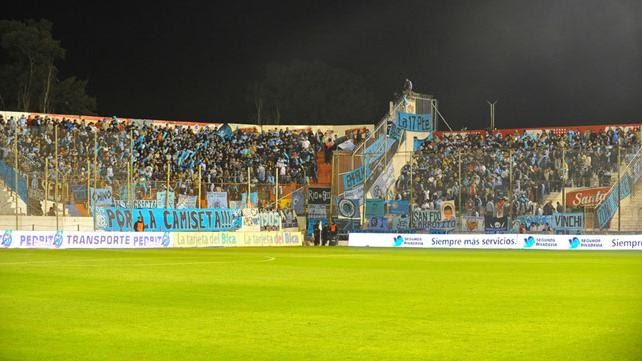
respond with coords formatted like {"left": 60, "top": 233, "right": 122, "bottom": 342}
{"left": 250, "top": 60, "right": 378, "bottom": 125}
{"left": 0, "top": 19, "right": 96, "bottom": 114}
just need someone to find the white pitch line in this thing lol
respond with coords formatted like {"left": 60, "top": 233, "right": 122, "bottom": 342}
{"left": 0, "top": 256, "right": 276, "bottom": 267}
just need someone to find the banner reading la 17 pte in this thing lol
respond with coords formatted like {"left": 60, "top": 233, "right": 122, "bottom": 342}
{"left": 95, "top": 207, "right": 241, "bottom": 232}
{"left": 397, "top": 112, "right": 432, "bottom": 132}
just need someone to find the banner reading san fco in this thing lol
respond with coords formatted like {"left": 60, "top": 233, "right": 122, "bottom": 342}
{"left": 397, "top": 112, "right": 433, "bottom": 132}
{"left": 95, "top": 207, "right": 241, "bottom": 232}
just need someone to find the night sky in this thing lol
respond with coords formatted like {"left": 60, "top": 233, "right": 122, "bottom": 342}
{"left": 5, "top": 0, "right": 642, "bottom": 129}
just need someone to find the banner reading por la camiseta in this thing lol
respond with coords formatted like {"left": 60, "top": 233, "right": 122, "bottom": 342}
{"left": 96, "top": 207, "right": 241, "bottom": 232}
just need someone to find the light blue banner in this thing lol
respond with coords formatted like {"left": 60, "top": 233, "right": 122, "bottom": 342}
{"left": 217, "top": 123, "right": 233, "bottom": 140}
{"left": 96, "top": 208, "right": 241, "bottom": 232}
{"left": 292, "top": 188, "right": 305, "bottom": 216}
{"left": 513, "top": 215, "right": 552, "bottom": 230}
{"left": 551, "top": 213, "right": 584, "bottom": 232}
{"left": 597, "top": 173, "right": 631, "bottom": 228}
{"left": 388, "top": 123, "right": 403, "bottom": 141}
{"left": 365, "top": 199, "right": 385, "bottom": 218}
{"left": 241, "top": 192, "right": 259, "bottom": 207}
{"left": 367, "top": 216, "right": 389, "bottom": 231}
{"left": 388, "top": 200, "right": 409, "bottom": 215}
{"left": 343, "top": 166, "right": 366, "bottom": 190}
{"left": 0, "top": 161, "right": 27, "bottom": 202}
{"left": 413, "top": 134, "right": 433, "bottom": 151}
{"left": 397, "top": 112, "right": 432, "bottom": 132}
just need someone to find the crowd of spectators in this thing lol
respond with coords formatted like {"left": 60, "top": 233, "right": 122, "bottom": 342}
{"left": 395, "top": 128, "right": 640, "bottom": 218}
{"left": 0, "top": 114, "right": 344, "bottom": 201}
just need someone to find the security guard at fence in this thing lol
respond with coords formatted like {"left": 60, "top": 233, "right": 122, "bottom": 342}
{"left": 134, "top": 217, "right": 146, "bottom": 232}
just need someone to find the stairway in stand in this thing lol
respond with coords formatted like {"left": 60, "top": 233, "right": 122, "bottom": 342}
{"left": 314, "top": 151, "right": 332, "bottom": 186}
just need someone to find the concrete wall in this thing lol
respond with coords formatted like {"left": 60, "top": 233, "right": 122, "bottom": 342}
{"left": 0, "top": 215, "right": 94, "bottom": 231}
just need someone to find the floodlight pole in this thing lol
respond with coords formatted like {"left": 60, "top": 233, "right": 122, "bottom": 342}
{"left": 487, "top": 100, "right": 497, "bottom": 130}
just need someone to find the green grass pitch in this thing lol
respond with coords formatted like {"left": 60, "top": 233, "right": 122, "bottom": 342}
{"left": 1, "top": 247, "right": 641, "bottom": 360}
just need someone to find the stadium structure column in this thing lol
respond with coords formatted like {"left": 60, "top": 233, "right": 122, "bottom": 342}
{"left": 44, "top": 158, "right": 48, "bottom": 217}
{"left": 86, "top": 159, "right": 91, "bottom": 217}
{"left": 617, "top": 143, "right": 621, "bottom": 232}
{"left": 165, "top": 159, "right": 170, "bottom": 209}
{"left": 246, "top": 167, "right": 251, "bottom": 208}
{"left": 55, "top": 125, "right": 59, "bottom": 231}
{"left": 129, "top": 129, "right": 134, "bottom": 202}
{"left": 508, "top": 149, "right": 513, "bottom": 215}
{"left": 93, "top": 131, "right": 98, "bottom": 230}
{"left": 362, "top": 164, "right": 367, "bottom": 227}
{"left": 275, "top": 167, "right": 279, "bottom": 210}
{"left": 458, "top": 150, "right": 462, "bottom": 216}
{"left": 329, "top": 154, "right": 335, "bottom": 219}
{"left": 198, "top": 164, "right": 202, "bottom": 208}
{"left": 409, "top": 157, "right": 414, "bottom": 229}
{"left": 127, "top": 145, "right": 131, "bottom": 206}
{"left": 14, "top": 125, "right": 18, "bottom": 229}
{"left": 562, "top": 148, "right": 567, "bottom": 213}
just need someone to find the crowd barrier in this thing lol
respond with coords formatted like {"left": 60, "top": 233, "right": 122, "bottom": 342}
{"left": 0, "top": 230, "right": 303, "bottom": 249}
{"left": 348, "top": 233, "right": 642, "bottom": 250}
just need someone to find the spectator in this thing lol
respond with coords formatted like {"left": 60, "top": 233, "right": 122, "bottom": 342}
{"left": 556, "top": 202, "right": 564, "bottom": 213}
{"left": 322, "top": 224, "right": 331, "bottom": 246}
{"left": 313, "top": 221, "right": 321, "bottom": 246}
{"left": 134, "top": 216, "right": 145, "bottom": 232}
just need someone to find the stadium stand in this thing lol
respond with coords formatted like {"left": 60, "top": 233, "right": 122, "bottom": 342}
{"left": 394, "top": 128, "right": 640, "bottom": 218}
{"left": 1, "top": 91, "right": 641, "bottom": 234}
{"left": 0, "top": 112, "right": 364, "bottom": 218}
